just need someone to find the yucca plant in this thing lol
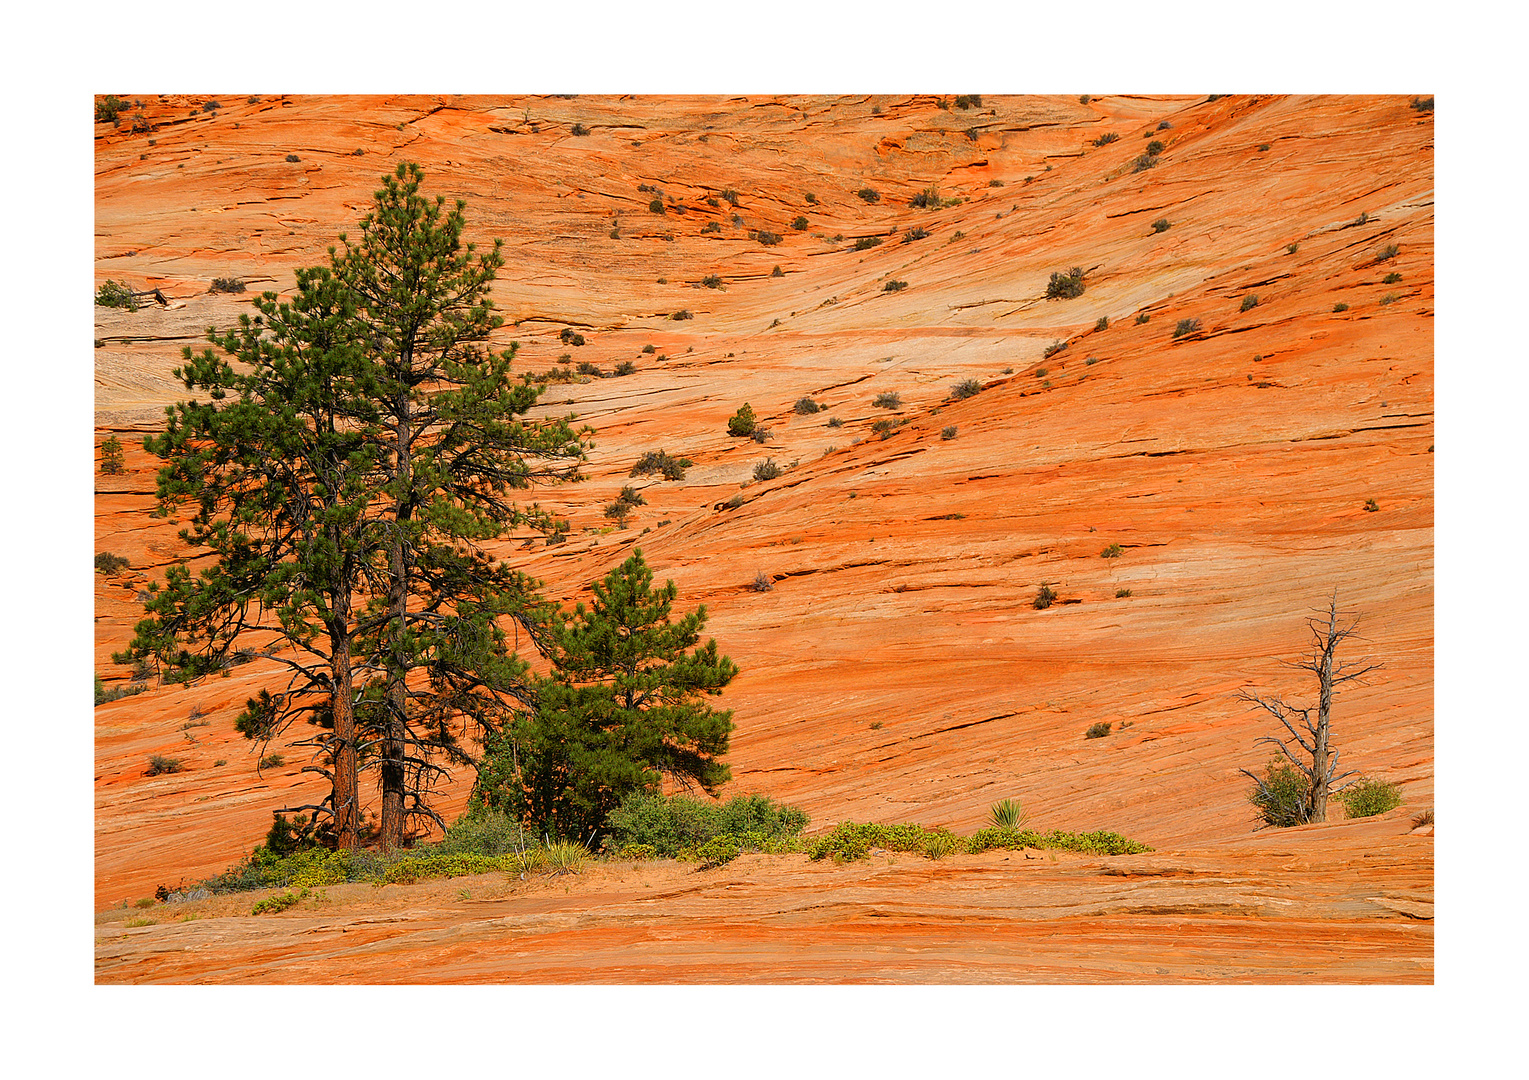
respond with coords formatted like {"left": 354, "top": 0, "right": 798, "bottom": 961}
{"left": 545, "top": 841, "right": 586, "bottom": 875}
{"left": 989, "top": 798, "right": 1028, "bottom": 830}
{"left": 923, "top": 832, "right": 958, "bottom": 860}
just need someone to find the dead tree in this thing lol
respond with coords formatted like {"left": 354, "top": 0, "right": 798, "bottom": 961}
{"left": 1239, "top": 594, "right": 1380, "bottom": 824}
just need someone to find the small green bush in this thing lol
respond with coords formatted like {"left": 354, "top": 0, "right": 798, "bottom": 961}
{"left": 807, "top": 822, "right": 961, "bottom": 863}
{"left": 1092, "top": 132, "right": 1119, "bottom": 147}
{"left": 96, "top": 552, "right": 130, "bottom": 575}
{"left": 1333, "top": 302, "right": 1349, "bottom": 313}
{"left": 605, "top": 792, "right": 808, "bottom": 858}
{"left": 1173, "top": 318, "right": 1201, "bottom": 338}
{"left": 1240, "top": 294, "right": 1259, "bottom": 312}
{"left": 1410, "top": 97, "right": 1434, "bottom": 113}
{"left": 613, "top": 360, "right": 636, "bottom": 376}
{"left": 1339, "top": 778, "right": 1401, "bottom": 819}
{"left": 1145, "top": 140, "right": 1165, "bottom": 156}
{"left": 1383, "top": 272, "right": 1402, "bottom": 284}
{"left": 1377, "top": 243, "right": 1399, "bottom": 262}
{"left": 908, "top": 184, "right": 942, "bottom": 210}
{"left": 856, "top": 187, "right": 880, "bottom": 203}
{"left": 902, "top": 226, "right": 930, "bottom": 243}
{"left": 699, "top": 221, "right": 719, "bottom": 234}
{"left": 950, "top": 379, "right": 981, "bottom": 401}
{"left": 883, "top": 279, "right": 907, "bottom": 291}
{"left": 1033, "top": 584, "right": 1056, "bottom": 610}
{"left": 258, "top": 753, "right": 285, "bottom": 770}
{"left": 671, "top": 309, "right": 693, "bottom": 321}
{"left": 1085, "top": 721, "right": 1112, "bottom": 739}
{"left": 576, "top": 361, "right": 604, "bottom": 377}
{"left": 1152, "top": 218, "right": 1170, "bottom": 234}
{"left": 209, "top": 277, "right": 246, "bottom": 294}
{"left": 1115, "top": 588, "right": 1132, "bottom": 598}
{"left": 1046, "top": 267, "right": 1085, "bottom": 300}
{"left": 545, "top": 841, "right": 587, "bottom": 875}
{"left": 96, "top": 280, "right": 139, "bottom": 310}
{"left": 1043, "top": 340, "right": 1068, "bottom": 358}
{"left": 720, "top": 188, "right": 740, "bottom": 205}
{"left": 145, "top": 755, "right": 184, "bottom": 777}
{"left": 791, "top": 215, "right": 808, "bottom": 230}
{"left": 771, "top": 265, "right": 785, "bottom": 277}
{"left": 753, "top": 458, "right": 781, "bottom": 481}
{"left": 750, "top": 427, "right": 772, "bottom": 443}
{"left": 794, "top": 397, "right": 823, "bottom": 415}
{"left": 753, "top": 230, "right": 783, "bottom": 246}
{"left": 1364, "top": 498, "right": 1379, "bottom": 512}
{"left": 1034, "top": 368, "right": 1048, "bottom": 379}
{"left": 804, "top": 192, "right": 817, "bottom": 204}
{"left": 701, "top": 274, "right": 723, "bottom": 289}
{"left": 940, "top": 425, "right": 957, "bottom": 440}
{"left": 697, "top": 835, "right": 741, "bottom": 868}
{"left": 570, "top": 123, "right": 589, "bottom": 136}
{"left": 727, "top": 403, "right": 757, "bottom": 437}
{"left": 649, "top": 199, "right": 665, "bottom": 214}
{"left": 1100, "top": 543, "right": 1122, "bottom": 558}
{"left": 872, "top": 391, "right": 902, "bottom": 410}
{"left": 1135, "top": 312, "right": 1150, "bottom": 325}
{"left": 826, "top": 416, "right": 844, "bottom": 428}
{"left": 1379, "top": 294, "right": 1400, "bottom": 306}
{"left": 1248, "top": 760, "right": 1309, "bottom": 827}
{"left": 854, "top": 236, "right": 884, "bottom": 251}
{"left": 954, "top": 94, "right": 983, "bottom": 110}
{"left": 285, "top": 154, "right": 300, "bottom": 163}
{"left": 630, "top": 450, "right": 692, "bottom": 481}
{"left": 1094, "top": 316, "right": 1109, "bottom": 332}
{"left": 97, "top": 95, "right": 129, "bottom": 125}
{"left": 966, "top": 828, "right": 1151, "bottom": 856}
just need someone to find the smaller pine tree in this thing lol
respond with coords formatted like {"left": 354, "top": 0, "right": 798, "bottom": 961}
{"left": 99, "top": 435, "right": 125, "bottom": 475}
{"left": 727, "top": 403, "right": 756, "bottom": 437}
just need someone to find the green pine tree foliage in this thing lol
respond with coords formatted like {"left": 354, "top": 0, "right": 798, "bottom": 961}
{"left": 115, "top": 265, "right": 383, "bottom": 849}
{"left": 473, "top": 550, "right": 738, "bottom": 844}
{"left": 331, "top": 162, "right": 589, "bottom": 848}
{"left": 99, "top": 435, "right": 125, "bottom": 475}
{"left": 727, "top": 402, "right": 756, "bottom": 437}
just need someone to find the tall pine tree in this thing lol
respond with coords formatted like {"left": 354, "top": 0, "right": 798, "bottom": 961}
{"left": 332, "top": 163, "right": 587, "bottom": 848}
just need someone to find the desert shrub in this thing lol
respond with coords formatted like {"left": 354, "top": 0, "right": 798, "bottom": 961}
{"left": 700, "top": 274, "right": 723, "bottom": 289}
{"left": 1152, "top": 218, "right": 1170, "bottom": 234}
{"left": 1033, "top": 584, "right": 1056, "bottom": 610}
{"left": 252, "top": 891, "right": 303, "bottom": 915}
{"left": 99, "top": 433, "right": 127, "bottom": 475}
{"left": 1287, "top": 243, "right": 1299, "bottom": 254}
{"left": 285, "top": 154, "right": 300, "bottom": 163}
{"left": 96, "top": 552, "right": 131, "bottom": 575}
{"left": 966, "top": 828, "right": 1151, "bottom": 856}
{"left": 1339, "top": 778, "right": 1401, "bottom": 819}
{"left": 908, "top": 184, "right": 941, "bottom": 209}
{"left": 1034, "top": 368, "right": 1048, "bottom": 379}
{"left": 1410, "top": 97, "right": 1434, "bottom": 113}
{"left": 630, "top": 450, "right": 692, "bottom": 480}
{"left": 1115, "top": 588, "right": 1132, "bottom": 598}
{"left": 1383, "top": 272, "right": 1402, "bottom": 284}
{"left": 649, "top": 198, "right": 666, "bottom": 214}
{"left": 990, "top": 798, "right": 1028, "bottom": 829}
{"left": 727, "top": 403, "right": 757, "bottom": 437}
{"left": 1352, "top": 211, "right": 1370, "bottom": 226}
{"left": 1333, "top": 302, "right": 1349, "bottom": 313}
{"left": 576, "top": 361, "right": 604, "bottom": 377}
{"left": 700, "top": 221, "right": 720, "bottom": 233}
{"left": 604, "top": 501, "right": 633, "bottom": 527}
{"left": 545, "top": 842, "right": 587, "bottom": 875}
{"left": 641, "top": 344, "right": 656, "bottom": 354}
{"left": 1085, "top": 721, "right": 1112, "bottom": 739}
{"left": 750, "top": 427, "right": 772, "bottom": 443}
{"left": 750, "top": 570, "right": 774, "bottom": 593}
{"left": 955, "top": 94, "right": 983, "bottom": 109}
{"left": 871, "top": 418, "right": 906, "bottom": 436}
{"left": 771, "top": 265, "right": 785, "bottom": 277}
{"left": 1377, "top": 243, "right": 1399, "bottom": 262}
{"left": 570, "top": 123, "right": 589, "bottom": 136}
{"left": 209, "top": 277, "right": 246, "bottom": 293}
{"left": 1094, "top": 316, "right": 1110, "bottom": 333}
{"left": 1248, "top": 760, "right": 1309, "bottom": 827}
{"left": 754, "top": 230, "right": 782, "bottom": 246}
{"left": 884, "top": 279, "right": 907, "bottom": 292}
{"left": 258, "top": 753, "right": 285, "bottom": 770}
{"left": 1043, "top": 340, "right": 1068, "bottom": 358}
{"left": 826, "top": 416, "right": 844, "bottom": 428}
{"left": 940, "top": 425, "right": 957, "bottom": 440}
{"left": 753, "top": 458, "right": 781, "bottom": 481}
{"left": 1379, "top": 294, "right": 1399, "bottom": 306}
{"left": 793, "top": 397, "right": 823, "bottom": 415}
{"left": 145, "top": 755, "right": 184, "bottom": 777}
{"left": 1173, "top": 318, "right": 1201, "bottom": 338}
{"left": 613, "top": 360, "right": 636, "bottom": 376}
{"left": 791, "top": 215, "right": 809, "bottom": 230}
{"left": 1145, "top": 140, "right": 1165, "bottom": 156}
{"left": 604, "top": 792, "right": 807, "bottom": 858}
{"left": 1241, "top": 294, "right": 1259, "bottom": 312}
{"left": 1100, "top": 543, "right": 1122, "bottom": 558}
{"left": 1085, "top": 356, "right": 1100, "bottom": 365}
{"left": 853, "top": 236, "right": 883, "bottom": 251}
{"left": 1363, "top": 499, "right": 1379, "bottom": 513}
{"left": 1046, "top": 267, "right": 1086, "bottom": 300}
{"left": 697, "top": 835, "right": 741, "bottom": 868}
{"left": 950, "top": 379, "right": 981, "bottom": 401}
{"left": 559, "top": 328, "right": 586, "bottom": 345}
{"left": 1135, "top": 312, "right": 1150, "bottom": 324}
{"left": 1131, "top": 154, "right": 1157, "bottom": 173}
{"left": 856, "top": 187, "right": 880, "bottom": 203}
{"left": 96, "top": 280, "right": 139, "bottom": 310}
{"left": 1412, "top": 809, "right": 1434, "bottom": 829}
{"left": 671, "top": 309, "right": 693, "bottom": 320}
{"left": 1092, "top": 132, "right": 1120, "bottom": 147}
{"left": 902, "top": 226, "right": 930, "bottom": 243}
{"left": 807, "top": 822, "right": 961, "bottom": 863}
{"left": 720, "top": 188, "right": 739, "bottom": 205}
{"left": 97, "top": 95, "right": 129, "bottom": 124}
{"left": 872, "top": 391, "right": 902, "bottom": 410}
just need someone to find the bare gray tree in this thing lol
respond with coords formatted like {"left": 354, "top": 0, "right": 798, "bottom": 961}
{"left": 1239, "top": 594, "right": 1381, "bottom": 824}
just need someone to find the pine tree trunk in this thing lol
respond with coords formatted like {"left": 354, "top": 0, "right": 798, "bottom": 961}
{"left": 380, "top": 385, "right": 413, "bottom": 851}
{"left": 331, "top": 623, "right": 360, "bottom": 851}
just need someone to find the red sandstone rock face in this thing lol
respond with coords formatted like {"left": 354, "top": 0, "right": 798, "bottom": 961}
{"left": 94, "top": 95, "right": 1432, "bottom": 979}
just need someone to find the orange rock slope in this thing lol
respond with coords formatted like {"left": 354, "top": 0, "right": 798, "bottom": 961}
{"left": 94, "top": 94, "right": 1432, "bottom": 980}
